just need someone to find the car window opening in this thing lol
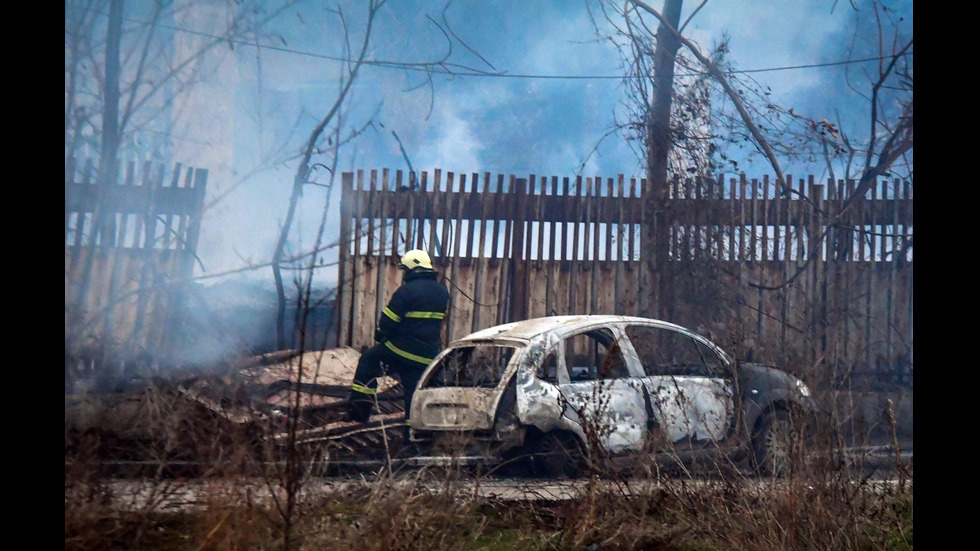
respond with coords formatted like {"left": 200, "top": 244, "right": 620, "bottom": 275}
{"left": 565, "top": 329, "right": 629, "bottom": 381}
{"left": 423, "top": 344, "right": 515, "bottom": 389}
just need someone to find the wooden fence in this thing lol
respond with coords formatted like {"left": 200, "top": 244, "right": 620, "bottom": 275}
{"left": 337, "top": 168, "right": 912, "bottom": 389}
{"left": 65, "top": 156, "right": 208, "bottom": 382}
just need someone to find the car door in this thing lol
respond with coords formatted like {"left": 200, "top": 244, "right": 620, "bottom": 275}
{"left": 556, "top": 326, "right": 646, "bottom": 454}
{"left": 624, "top": 324, "right": 735, "bottom": 451}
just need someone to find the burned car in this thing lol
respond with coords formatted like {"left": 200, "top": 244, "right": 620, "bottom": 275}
{"left": 409, "top": 315, "right": 815, "bottom": 477}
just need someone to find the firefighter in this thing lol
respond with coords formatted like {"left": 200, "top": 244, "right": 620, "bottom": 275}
{"left": 345, "top": 249, "right": 450, "bottom": 444}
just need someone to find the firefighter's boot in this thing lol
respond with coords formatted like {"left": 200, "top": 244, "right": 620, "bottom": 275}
{"left": 345, "top": 394, "right": 373, "bottom": 423}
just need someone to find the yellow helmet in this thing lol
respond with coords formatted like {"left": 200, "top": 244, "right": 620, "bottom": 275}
{"left": 399, "top": 249, "right": 433, "bottom": 270}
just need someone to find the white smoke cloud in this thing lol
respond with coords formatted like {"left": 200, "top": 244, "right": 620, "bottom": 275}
{"left": 415, "top": 103, "right": 485, "bottom": 175}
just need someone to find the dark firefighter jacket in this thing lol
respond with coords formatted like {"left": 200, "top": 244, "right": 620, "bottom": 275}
{"left": 375, "top": 269, "right": 450, "bottom": 366}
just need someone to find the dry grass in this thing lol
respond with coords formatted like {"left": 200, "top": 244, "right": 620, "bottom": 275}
{"left": 66, "top": 378, "right": 912, "bottom": 551}
{"left": 65, "top": 470, "right": 912, "bottom": 551}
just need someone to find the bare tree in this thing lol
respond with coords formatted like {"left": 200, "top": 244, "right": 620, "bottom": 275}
{"left": 269, "top": 0, "right": 496, "bottom": 350}
{"left": 825, "top": 2, "right": 913, "bottom": 262}
{"left": 65, "top": 1, "right": 296, "bottom": 166}
{"left": 589, "top": 0, "right": 912, "bottom": 309}
{"left": 65, "top": 1, "right": 299, "bottom": 369}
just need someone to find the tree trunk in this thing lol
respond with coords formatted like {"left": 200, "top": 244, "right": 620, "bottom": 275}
{"left": 70, "top": 0, "right": 123, "bottom": 354}
{"left": 640, "top": 0, "right": 683, "bottom": 319}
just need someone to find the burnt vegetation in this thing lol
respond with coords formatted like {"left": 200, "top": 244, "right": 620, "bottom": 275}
{"left": 65, "top": 348, "right": 912, "bottom": 550}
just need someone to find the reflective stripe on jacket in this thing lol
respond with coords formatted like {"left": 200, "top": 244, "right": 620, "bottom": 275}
{"left": 375, "top": 269, "right": 449, "bottom": 365}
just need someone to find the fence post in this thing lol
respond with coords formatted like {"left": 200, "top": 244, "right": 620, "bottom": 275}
{"left": 337, "top": 172, "right": 354, "bottom": 347}
{"left": 507, "top": 178, "right": 529, "bottom": 322}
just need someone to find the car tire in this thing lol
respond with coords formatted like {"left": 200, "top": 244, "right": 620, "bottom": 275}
{"left": 751, "top": 408, "right": 800, "bottom": 477}
{"left": 532, "top": 431, "right": 587, "bottom": 478}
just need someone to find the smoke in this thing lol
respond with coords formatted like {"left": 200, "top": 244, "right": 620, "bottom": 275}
{"left": 171, "top": 278, "right": 338, "bottom": 370}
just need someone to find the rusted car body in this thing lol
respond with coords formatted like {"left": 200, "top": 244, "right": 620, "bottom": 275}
{"left": 409, "top": 315, "right": 815, "bottom": 477}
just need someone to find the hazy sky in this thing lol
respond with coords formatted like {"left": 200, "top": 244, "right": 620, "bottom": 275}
{"left": 184, "top": 0, "right": 912, "bottom": 287}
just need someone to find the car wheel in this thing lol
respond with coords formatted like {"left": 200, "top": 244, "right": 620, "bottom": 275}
{"left": 751, "top": 409, "right": 800, "bottom": 477}
{"left": 532, "top": 431, "right": 587, "bottom": 478}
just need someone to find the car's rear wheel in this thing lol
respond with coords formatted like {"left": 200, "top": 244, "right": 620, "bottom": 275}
{"left": 532, "top": 431, "right": 587, "bottom": 478}
{"left": 751, "top": 408, "right": 801, "bottom": 477}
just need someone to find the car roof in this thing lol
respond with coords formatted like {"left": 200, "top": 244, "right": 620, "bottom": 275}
{"left": 453, "top": 315, "right": 693, "bottom": 344}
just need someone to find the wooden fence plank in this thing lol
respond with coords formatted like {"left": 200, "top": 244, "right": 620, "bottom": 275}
{"left": 472, "top": 172, "right": 492, "bottom": 332}
{"left": 446, "top": 173, "right": 467, "bottom": 336}
{"left": 864, "top": 180, "right": 878, "bottom": 369}
{"left": 509, "top": 178, "right": 529, "bottom": 322}
{"left": 544, "top": 176, "right": 559, "bottom": 316}
{"left": 337, "top": 172, "right": 354, "bottom": 347}
{"left": 399, "top": 170, "right": 415, "bottom": 249}
{"left": 614, "top": 175, "right": 625, "bottom": 311}
{"left": 588, "top": 176, "right": 600, "bottom": 314}
{"left": 415, "top": 171, "right": 428, "bottom": 251}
